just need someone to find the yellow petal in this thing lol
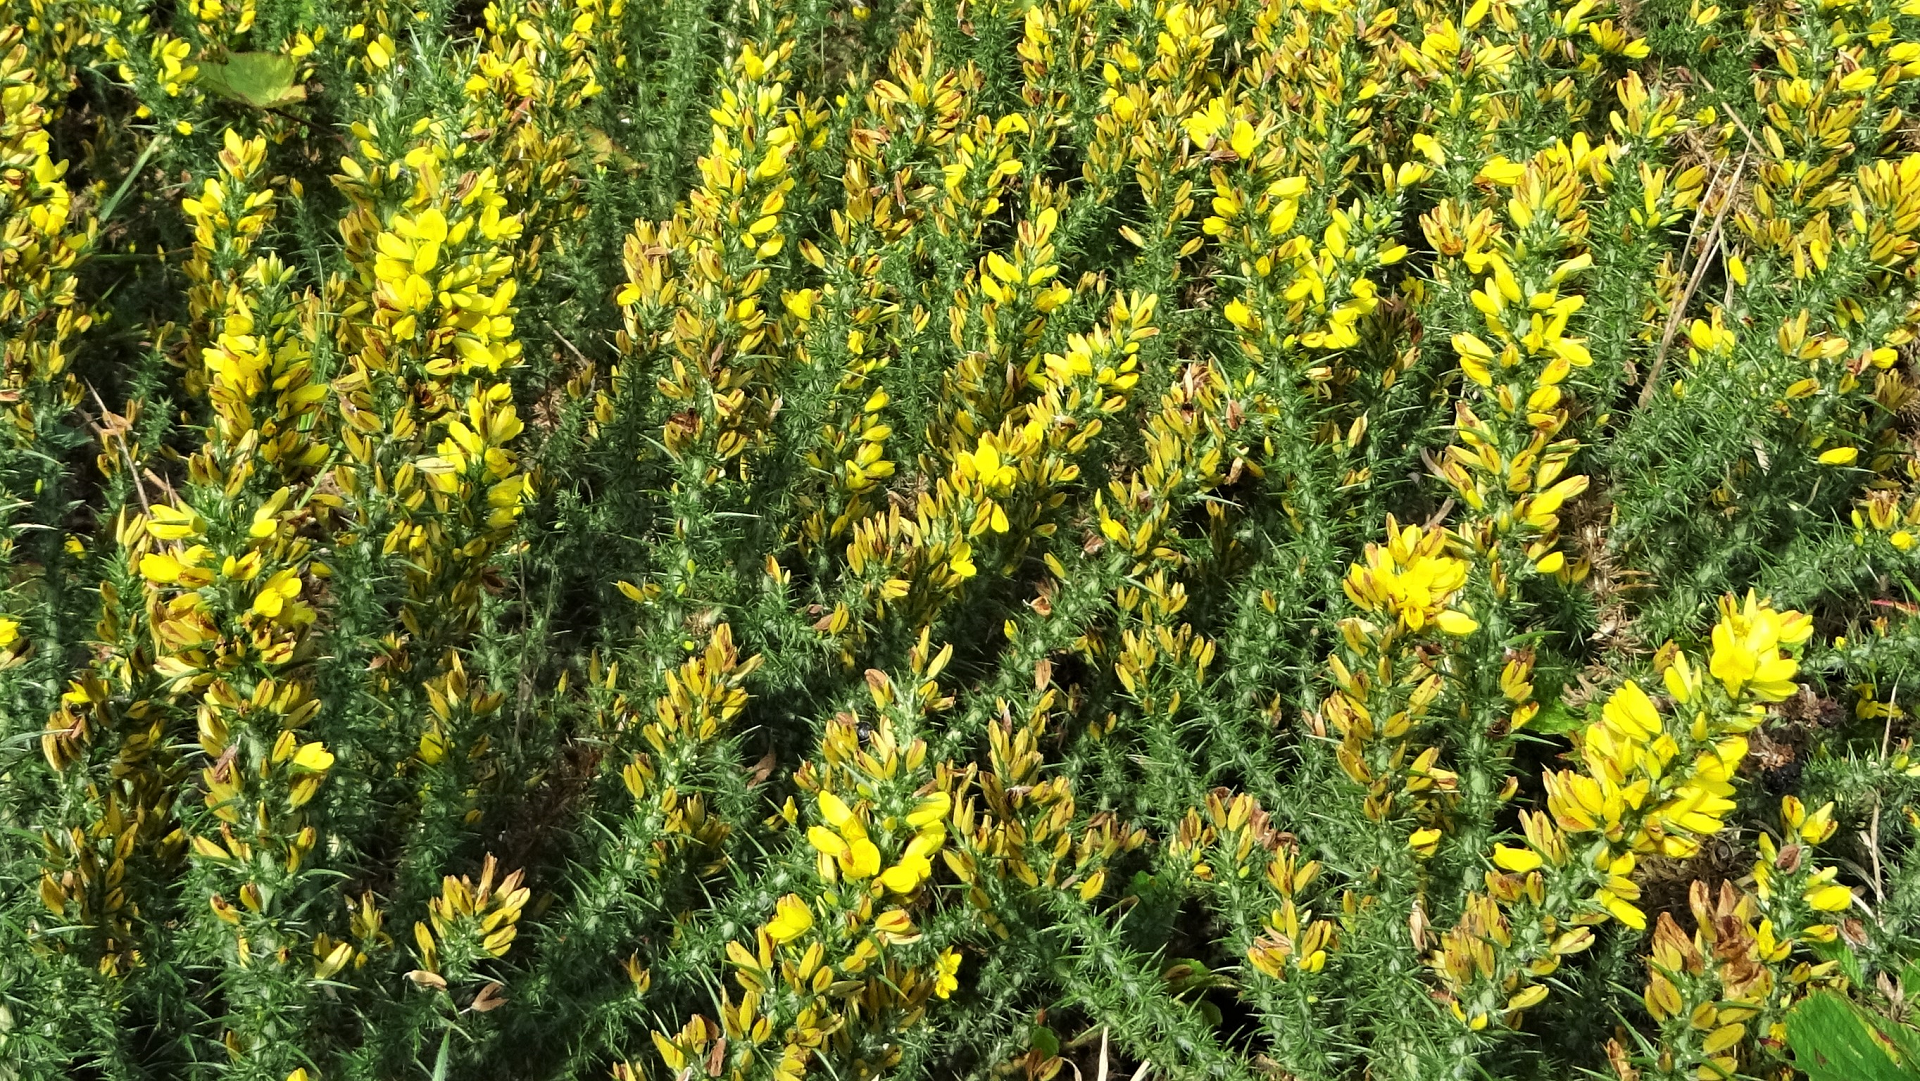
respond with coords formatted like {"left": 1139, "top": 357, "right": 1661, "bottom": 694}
{"left": 1492, "top": 844, "right": 1542, "bottom": 873}
{"left": 806, "top": 826, "right": 848, "bottom": 858}
{"left": 140, "top": 552, "right": 186, "bottom": 583}
{"left": 843, "top": 838, "right": 881, "bottom": 879}
{"left": 906, "top": 793, "right": 952, "bottom": 827}
{"left": 818, "top": 791, "right": 855, "bottom": 830}
{"left": 1807, "top": 884, "right": 1854, "bottom": 912}
{"left": 766, "top": 894, "right": 814, "bottom": 942}
{"left": 292, "top": 742, "right": 335, "bottom": 773}
{"left": 879, "top": 862, "right": 923, "bottom": 894}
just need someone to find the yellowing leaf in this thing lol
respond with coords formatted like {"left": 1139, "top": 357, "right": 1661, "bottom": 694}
{"left": 198, "top": 52, "right": 308, "bottom": 109}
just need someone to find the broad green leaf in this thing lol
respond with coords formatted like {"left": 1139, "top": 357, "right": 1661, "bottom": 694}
{"left": 197, "top": 52, "right": 306, "bottom": 109}
{"left": 1029, "top": 1024, "right": 1060, "bottom": 1058}
{"left": 1528, "top": 699, "right": 1584, "bottom": 735}
{"left": 1786, "top": 991, "right": 1920, "bottom": 1081}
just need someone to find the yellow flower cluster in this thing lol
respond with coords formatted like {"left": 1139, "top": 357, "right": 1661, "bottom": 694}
{"left": 773, "top": 34, "right": 973, "bottom": 554}
{"left": 1323, "top": 522, "right": 1479, "bottom": 858}
{"left": 619, "top": 38, "right": 821, "bottom": 483}
{"left": 1640, "top": 879, "right": 1842, "bottom": 1080}
{"left": 49, "top": 126, "right": 338, "bottom": 1071}
{"left": 1853, "top": 487, "right": 1920, "bottom": 551}
{"left": 184, "top": 141, "right": 329, "bottom": 476}
{"left": 408, "top": 854, "right": 530, "bottom": 987}
{"left": 1542, "top": 596, "right": 1813, "bottom": 927}
{"left": 0, "top": 20, "right": 90, "bottom": 717}
{"left": 1341, "top": 519, "right": 1479, "bottom": 636}
{"left": 100, "top": 29, "right": 195, "bottom": 107}
{"left": 1753, "top": 796, "right": 1855, "bottom": 945}
{"left": 1421, "top": 594, "right": 1816, "bottom": 1046}
{"left": 1428, "top": 888, "right": 1589, "bottom": 1032}
{"left": 1, "top": 25, "right": 91, "bottom": 453}
{"left": 930, "top": 109, "right": 1030, "bottom": 246}
{"left": 340, "top": 142, "right": 524, "bottom": 388}
{"left": 613, "top": 625, "right": 762, "bottom": 867}
{"left": 931, "top": 189, "right": 1073, "bottom": 453}
{"left": 1434, "top": 140, "right": 1615, "bottom": 580}
{"left": 1083, "top": 0, "right": 1221, "bottom": 265}
{"left": 833, "top": 291, "right": 1155, "bottom": 651}
{"left": 334, "top": 114, "right": 532, "bottom": 653}
{"left": 37, "top": 666, "right": 181, "bottom": 957}
{"left": 411, "top": 654, "right": 508, "bottom": 828}
{"left": 461, "top": 0, "right": 619, "bottom": 283}
{"left": 397, "top": 382, "right": 532, "bottom": 639}
{"left": 184, "top": 0, "right": 253, "bottom": 36}
{"left": 677, "top": 636, "right": 966, "bottom": 1081}
{"left": 784, "top": 165, "right": 905, "bottom": 547}
{"left": 1173, "top": 792, "right": 1338, "bottom": 984}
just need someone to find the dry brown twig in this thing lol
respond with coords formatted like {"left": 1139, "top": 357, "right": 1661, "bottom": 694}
{"left": 1639, "top": 152, "right": 1749, "bottom": 410}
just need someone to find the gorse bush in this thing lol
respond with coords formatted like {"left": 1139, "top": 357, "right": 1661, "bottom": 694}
{"left": 6, "top": 0, "right": 1920, "bottom": 1077}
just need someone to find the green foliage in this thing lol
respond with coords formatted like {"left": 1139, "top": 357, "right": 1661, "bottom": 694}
{"left": 1788, "top": 987, "right": 1920, "bottom": 1081}
{"left": 3, "top": 0, "right": 1920, "bottom": 1078}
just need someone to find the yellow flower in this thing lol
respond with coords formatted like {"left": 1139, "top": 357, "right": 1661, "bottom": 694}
{"left": 1223, "top": 298, "right": 1256, "bottom": 330}
{"left": 1708, "top": 593, "right": 1810, "bottom": 702}
{"left": 1595, "top": 875, "right": 1646, "bottom": 929}
{"left": 906, "top": 792, "right": 952, "bottom": 827}
{"left": 819, "top": 791, "right": 856, "bottom": 830}
{"left": 806, "top": 825, "right": 847, "bottom": 859}
{"left": 1342, "top": 520, "right": 1469, "bottom": 633}
{"left": 962, "top": 436, "right": 1018, "bottom": 495}
{"left": 948, "top": 542, "right": 978, "bottom": 580}
{"left": 1491, "top": 844, "right": 1541, "bottom": 872}
{"left": 1182, "top": 97, "right": 1228, "bottom": 145}
{"left": 1229, "top": 119, "right": 1259, "bottom": 158}
{"left": 1409, "top": 827, "right": 1442, "bottom": 856}
{"left": 766, "top": 894, "right": 813, "bottom": 942}
{"left": 0, "top": 617, "right": 18, "bottom": 650}
{"left": 1662, "top": 651, "right": 1701, "bottom": 704}
{"left": 251, "top": 569, "right": 304, "bottom": 618}
{"left": 1796, "top": 801, "right": 1838, "bottom": 844}
{"left": 292, "top": 742, "right": 335, "bottom": 773}
{"left": 1506, "top": 985, "right": 1550, "bottom": 1012}
{"left": 879, "top": 827, "right": 944, "bottom": 893}
{"left": 878, "top": 861, "right": 926, "bottom": 894}
{"left": 147, "top": 504, "right": 203, "bottom": 540}
{"left": 1453, "top": 333, "right": 1495, "bottom": 387}
{"left": 1601, "top": 680, "right": 1662, "bottom": 741}
{"left": 1806, "top": 884, "right": 1854, "bottom": 912}
{"left": 843, "top": 838, "right": 882, "bottom": 879}
{"left": 782, "top": 289, "right": 816, "bottom": 320}
{"left": 1476, "top": 156, "right": 1527, "bottom": 186}
{"left": 933, "top": 948, "right": 961, "bottom": 998}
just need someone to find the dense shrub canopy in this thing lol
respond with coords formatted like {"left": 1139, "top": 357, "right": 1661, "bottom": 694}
{"left": 6, "top": 0, "right": 1920, "bottom": 1077}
